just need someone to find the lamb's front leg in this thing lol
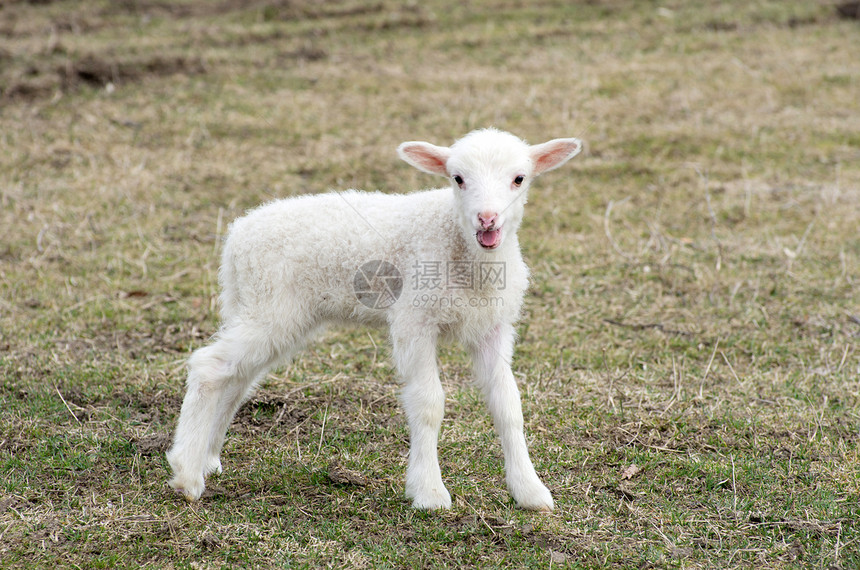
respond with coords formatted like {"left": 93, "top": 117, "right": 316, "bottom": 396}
{"left": 471, "top": 323, "right": 554, "bottom": 511}
{"left": 393, "top": 330, "right": 451, "bottom": 510}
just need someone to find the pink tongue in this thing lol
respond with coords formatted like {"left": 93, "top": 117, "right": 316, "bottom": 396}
{"left": 479, "top": 229, "right": 501, "bottom": 248}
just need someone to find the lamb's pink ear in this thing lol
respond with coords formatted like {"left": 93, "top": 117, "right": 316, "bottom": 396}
{"left": 397, "top": 141, "right": 451, "bottom": 176}
{"left": 530, "top": 138, "right": 582, "bottom": 175}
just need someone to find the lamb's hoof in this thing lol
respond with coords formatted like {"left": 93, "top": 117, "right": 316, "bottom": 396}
{"left": 511, "top": 481, "right": 554, "bottom": 512}
{"left": 168, "top": 476, "right": 205, "bottom": 502}
{"left": 407, "top": 484, "right": 452, "bottom": 510}
{"left": 527, "top": 502, "right": 554, "bottom": 513}
{"left": 172, "top": 487, "right": 198, "bottom": 503}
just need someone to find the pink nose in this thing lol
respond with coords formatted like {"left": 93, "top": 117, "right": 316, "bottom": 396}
{"left": 478, "top": 212, "right": 498, "bottom": 230}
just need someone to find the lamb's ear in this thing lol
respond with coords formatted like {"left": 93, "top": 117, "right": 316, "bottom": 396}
{"left": 530, "top": 138, "right": 582, "bottom": 176}
{"left": 397, "top": 141, "right": 451, "bottom": 176}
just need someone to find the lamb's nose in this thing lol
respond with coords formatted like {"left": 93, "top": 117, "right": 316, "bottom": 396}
{"left": 478, "top": 212, "right": 497, "bottom": 230}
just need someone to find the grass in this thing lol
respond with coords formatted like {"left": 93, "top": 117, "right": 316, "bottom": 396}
{"left": 1, "top": 0, "right": 859, "bottom": 567}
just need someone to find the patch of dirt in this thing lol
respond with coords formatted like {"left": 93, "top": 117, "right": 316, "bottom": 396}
{"left": 326, "top": 462, "right": 368, "bottom": 486}
{"left": 30, "top": 516, "right": 69, "bottom": 548}
{"left": 233, "top": 389, "right": 315, "bottom": 433}
{"left": 135, "top": 432, "right": 172, "bottom": 456}
{"left": 98, "top": 0, "right": 403, "bottom": 22}
{"left": 446, "top": 514, "right": 581, "bottom": 559}
{"left": 59, "top": 54, "right": 205, "bottom": 89}
{"left": 114, "top": 388, "right": 183, "bottom": 429}
{"left": 42, "top": 316, "right": 210, "bottom": 364}
{"left": 232, "top": 377, "right": 399, "bottom": 433}
{"left": 0, "top": 496, "right": 32, "bottom": 514}
{"left": 4, "top": 53, "right": 206, "bottom": 101}
{"left": 838, "top": 2, "right": 860, "bottom": 19}
{"left": 0, "top": 436, "right": 35, "bottom": 455}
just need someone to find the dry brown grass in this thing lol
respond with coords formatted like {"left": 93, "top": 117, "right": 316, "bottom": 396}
{"left": 1, "top": 0, "right": 858, "bottom": 567}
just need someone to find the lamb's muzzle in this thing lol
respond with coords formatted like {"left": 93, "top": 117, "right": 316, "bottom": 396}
{"left": 477, "top": 211, "right": 498, "bottom": 229}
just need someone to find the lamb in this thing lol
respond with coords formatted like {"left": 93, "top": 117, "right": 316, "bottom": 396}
{"left": 166, "top": 128, "right": 582, "bottom": 511}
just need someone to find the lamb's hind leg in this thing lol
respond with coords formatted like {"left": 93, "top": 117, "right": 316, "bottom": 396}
{"left": 167, "top": 325, "right": 281, "bottom": 501}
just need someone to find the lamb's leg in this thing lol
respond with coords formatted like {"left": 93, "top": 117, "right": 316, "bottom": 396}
{"left": 166, "top": 326, "right": 277, "bottom": 501}
{"left": 393, "top": 329, "right": 451, "bottom": 510}
{"left": 471, "top": 323, "right": 553, "bottom": 511}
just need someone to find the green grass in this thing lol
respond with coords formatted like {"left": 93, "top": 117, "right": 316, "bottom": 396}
{"left": 1, "top": 0, "right": 859, "bottom": 567}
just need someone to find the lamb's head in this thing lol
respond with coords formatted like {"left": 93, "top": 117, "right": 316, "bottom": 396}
{"left": 398, "top": 129, "right": 581, "bottom": 252}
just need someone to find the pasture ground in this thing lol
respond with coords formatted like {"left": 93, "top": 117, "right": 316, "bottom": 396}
{"left": 1, "top": 0, "right": 858, "bottom": 567}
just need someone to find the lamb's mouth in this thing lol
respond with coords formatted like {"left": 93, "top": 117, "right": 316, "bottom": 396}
{"left": 476, "top": 228, "right": 502, "bottom": 249}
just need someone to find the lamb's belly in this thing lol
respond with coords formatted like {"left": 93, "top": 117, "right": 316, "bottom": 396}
{"left": 324, "top": 281, "right": 519, "bottom": 338}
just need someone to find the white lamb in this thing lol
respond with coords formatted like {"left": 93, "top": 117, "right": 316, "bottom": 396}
{"left": 167, "top": 128, "right": 582, "bottom": 511}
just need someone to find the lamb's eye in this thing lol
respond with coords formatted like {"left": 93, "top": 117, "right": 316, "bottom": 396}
{"left": 453, "top": 175, "right": 464, "bottom": 186}
{"left": 513, "top": 175, "right": 525, "bottom": 186}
